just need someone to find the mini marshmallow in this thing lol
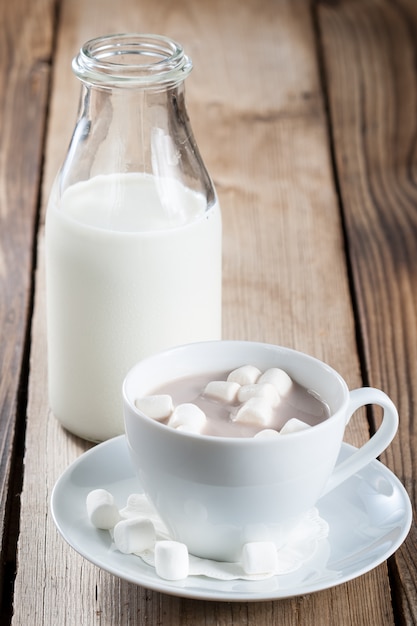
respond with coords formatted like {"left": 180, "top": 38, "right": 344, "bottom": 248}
{"left": 203, "top": 380, "right": 240, "bottom": 403}
{"left": 234, "top": 397, "right": 273, "bottom": 427}
{"left": 113, "top": 518, "right": 156, "bottom": 554}
{"left": 86, "top": 489, "right": 121, "bottom": 530}
{"left": 119, "top": 493, "right": 157, "bottom": 520}
{"left": 227, "top": 365, "right": 262, "bottom": 385}
{"left": 241, "top": 541, "right": 278, "bottom": 575}
{"left": 168, "top": 403, "right": 206, "bottom": 433}
{"left": 254, "top": 428, "right": 281, "bottom": 439}
{"left": 126, "top": 493, "right": 151, "bottom": 511}
{"left": 258, "top": 368, "right": 293, "bottom": 396}
{"left": 237, "top": 383, "right": 280, "bottom": 406}
{"left": 280, "top": 417, "right": 311, "bottom": 434}
{"left": 154, "top": 541, "right": 189, "bottom": 580}
{"left": 135, "top": 395, "right": 173, "bottom": 420}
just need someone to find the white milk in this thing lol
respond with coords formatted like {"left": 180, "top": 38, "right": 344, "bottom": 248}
{"left": 45, "top": 172, "right": 222, "bottom": 441}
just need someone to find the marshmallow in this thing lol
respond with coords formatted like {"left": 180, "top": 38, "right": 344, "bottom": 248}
{"left": 254, "top": 428, "right": 281, "bottom": 439}
{"left": 237, "top": 383, "right": 280, "bottom": 406}
{"left": 154, "top": 541, "right": 189, "bottom": 580}
{"left": 241, "top": 541, "right": 278, "bottom": 575}
{"left": 86, "top": 489, "right": 121, "bottom": 530}
{"left": 113, "top": 518, "right": 156, "bottom": 554}
{"left": 234, "top": 397, "right": 273, "bottom": 427}
{"left": 126, "top": 492, "right": 151, "bottom": 511}
{"left": 168, "top": 403, "right": 206, "bottom": 433}
{"left": 203, "top": 380, "right": 240, "bottom": 403}
{"left": 135, "top": 395, "right": 173, "bottom": 420}
{"left": 258, "top": 368, "right": 293, "bottom": 396}
{"left": 280, "top": 417, "right": 311, "bottom": 434}
{"left": 119, "top": 493, "right": 157, "bottom": 520}
{"left": 227, "top": 365, "right": 262, "bottom": 385}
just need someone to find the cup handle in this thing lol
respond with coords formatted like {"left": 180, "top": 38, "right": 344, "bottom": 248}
{"left": 321, "top": 387, "right": 398, "bottom": 496}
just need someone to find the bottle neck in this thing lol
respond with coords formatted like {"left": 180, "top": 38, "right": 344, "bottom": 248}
{"left": 74, "top": 81, "right": 190, "bottom": 175}
{"left": 57, "top": 33, "right": 215, "bottom": 208}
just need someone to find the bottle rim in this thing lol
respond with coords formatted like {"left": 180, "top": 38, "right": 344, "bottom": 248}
{"left": 72, "top": 33, "right": 192, "bottom": 89}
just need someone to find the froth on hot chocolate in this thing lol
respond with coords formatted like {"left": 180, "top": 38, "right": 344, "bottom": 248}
{"left": 134, "top": 365, "right": 330, "bottom": 438}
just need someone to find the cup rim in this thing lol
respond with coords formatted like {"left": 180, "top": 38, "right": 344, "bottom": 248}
{"left": 122, "top": 340, "right": 349, "bottom": 443}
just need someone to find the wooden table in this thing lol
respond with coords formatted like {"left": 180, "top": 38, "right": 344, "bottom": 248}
{"left": 1, "top": 0, "right": 416, "bottom": 623}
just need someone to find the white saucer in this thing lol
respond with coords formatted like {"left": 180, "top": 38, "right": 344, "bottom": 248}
{"left": 51, "top": 436, "right": 412, "bottom": 602}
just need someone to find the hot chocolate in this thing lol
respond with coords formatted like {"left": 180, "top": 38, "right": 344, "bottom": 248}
{"left": 135, "top": 365, "right": 330, "bottom": 438}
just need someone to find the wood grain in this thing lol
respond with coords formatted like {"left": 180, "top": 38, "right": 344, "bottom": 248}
{"left": 8, "top": 0, "right": 402, "bottom": 623}
{"left": 0, "top": 0, "right": 54, "bottom": 607}
{"left": 317, "top": 0, "right": 417, "bottom": 622}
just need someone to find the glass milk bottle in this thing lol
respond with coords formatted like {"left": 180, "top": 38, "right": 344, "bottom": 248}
{"left": 45, "top": 34, "right": 222, "bottom": 442}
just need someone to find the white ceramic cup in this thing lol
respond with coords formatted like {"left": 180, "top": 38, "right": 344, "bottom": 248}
{"left": 123, "top": 341, "right": 398, "bottom": 561}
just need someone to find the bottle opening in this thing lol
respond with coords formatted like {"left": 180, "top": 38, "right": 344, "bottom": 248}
{"left": 72, "top": 33, "right": 192, "bottom": 88}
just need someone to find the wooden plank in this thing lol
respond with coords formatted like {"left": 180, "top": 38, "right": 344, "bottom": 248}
{"left": 0, "top": 0, "right": 54, "bottom": 610}
{"left": 12, "top": 0, "right": 395, "bottom": 623}
{"left": 317, "top": 0, "right": 417, "bottom": 622}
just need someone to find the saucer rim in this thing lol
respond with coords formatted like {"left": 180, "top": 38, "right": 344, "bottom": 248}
{"left": 50, "top": 435, "right": 412, "bottom": 602}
